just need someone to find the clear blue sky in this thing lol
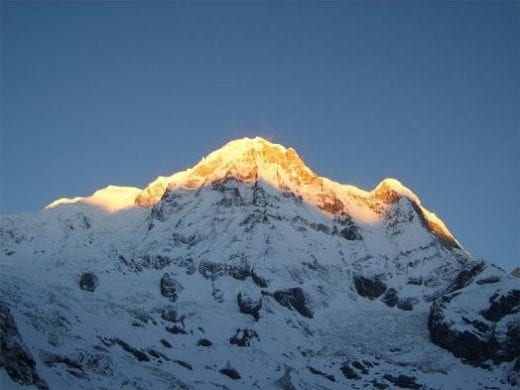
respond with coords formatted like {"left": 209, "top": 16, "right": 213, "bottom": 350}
{"left": 1, "top": 1, "right": 518, "bottom": 271}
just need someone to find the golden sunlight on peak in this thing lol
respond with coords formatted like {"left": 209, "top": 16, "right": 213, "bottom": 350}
{"left": 45, "top": 185, "right": 142, "bottom": 213}
{"left": 43, "top": 136, "right": 460, "bottom": 249}
{"left": 45, "top": 196, "right": 84, "bottom": 209}
{"left": 217, "top": 136, "right": 287, "bottom": 154}
{"left": 373, "top": 177, "right": 420, "bottom": 205}
{"left": 370, "top": 177, "right": 459, "bottom": 247}
{"left": 376, "top": 177, "right": 405, "bottom": 189}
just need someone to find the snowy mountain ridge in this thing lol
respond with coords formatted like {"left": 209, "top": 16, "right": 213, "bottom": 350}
{"left": 46, "top": 137, "right": 458, "bottom": 247}
{"left": 1, "top": 137, "right": 518, "bottom": 390}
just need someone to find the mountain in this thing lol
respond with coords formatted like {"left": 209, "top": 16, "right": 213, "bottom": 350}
{"left": 1, "top": 137, "right": 518, "bottom": 389}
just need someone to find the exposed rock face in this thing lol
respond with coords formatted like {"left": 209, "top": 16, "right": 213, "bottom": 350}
{"left": 197, "top": 259, "right": 268, "bottom": 288}
{"left": 428, "top": 306, "right": 491, "bottom": 364}
{"left": 351, "top": 360, "right": 369, "bottom": 374}
{"left": 79, "top": 272, "right": 99, "bottom": 292}
{"left": 0, "top": 303, "right": 49, "bottom": 389}
{"left": 382, "top": 374, "right": 421, "bottom": 389}
{"left": 381, "top": 288, "right": 417, "bottom": 311}
{"left": 354, "top": 275, "right": 387, "bottom": 299}
{"left": 272, "top": 288, "right": 313, "bottom": 318}
{"left": 428, "top": 263, "right": 520, "bottom": 365}
{"left": 165, "top": 325, "right": 187, "bottom": 335}
{"left": 220, "top": 367, "right": 241, "bottom": 380}
{"left": 382, "top": 288, "right": 398, "bottom": 307}
{"left": 446, "top": 261, "right": 486, "bottom": 293}
{"left": 160, "top": 339, "right": 172, "bottom": 348}
{"left": 396, "top": 297, "right": 417, "bottom": 311}
{"left": 508, "top": 359, "right": 520, "bottom": 386}
{"left": 160, "top": 273, "right": 183, "bottom": 302}
{"left": 229, "top": 328, "right": 258, "bottom": 347}
{"left": 173, "top": 360, "right": 192, "bottom": 370}
{"left": 161, "top": 306, "right": 179, "bottom": 323}
{"left": 42, "top": 353, "right": 86, "bottom": 378}
{"left": 104, "top": 338, "right": 149, "bottom": 362}
{"left": 338, "top": 225, "right": 362, "bottom": 240}
{"left": 307, "top": 366, "right": 335, "bottom": 382}
{"left": 504, "top": 321, "right": 520, "bottom": 361}
{"left": 275, "top": 366, "right": 297, "bottom": 390}
{"left": 237, "top": 292, "right": 262, "bottom": 321}
{"left": 197, "top": 339, "right": 213, "bottom": 347}
{"left": 340, "top": 363, "right": 361, "bottom": 380}
{"left": 481, "top": 290, "right": 520, "bottom": 322}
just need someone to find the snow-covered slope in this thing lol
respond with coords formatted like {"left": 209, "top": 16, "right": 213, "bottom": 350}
{"left": 1, "top": 137, "right": 518, "bottom": 389}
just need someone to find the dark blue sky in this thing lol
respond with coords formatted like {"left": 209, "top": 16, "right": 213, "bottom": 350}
{"left": 1, "top": 1, "right": 518, "bottom": 271}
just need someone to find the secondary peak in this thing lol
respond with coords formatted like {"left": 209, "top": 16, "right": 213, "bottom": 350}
{"left": 373, "top": 178, "right": 420, "bottom": 205}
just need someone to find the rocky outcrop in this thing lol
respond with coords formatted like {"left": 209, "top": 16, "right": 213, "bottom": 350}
{"left": 275, "top": 366, "right": 297, "bottom": 390}
{"left": 198, "top": 260, "right": 267, "bottom": 287}
{"left": 174, "top": 359, "right": 193, "bottom": 370}
{"left": 43, "top": 353, "right": 86, "bottom": 378}
{"left": 333, "top": 215, "right": 363, "bottom": 240}
{"left": 382, "top": 374, "right": 421, "bottom": 389}
{"left": 445, "top": 261, "right": 485, "bottom": 293}
{"left": 220, "top": 366, "right": 241, "bottom": 380}
{"left": 381, "top": 288, "right": 417, "bottom": 311}
{"left": 396, "top": 297, "right": 418, "bottom": 311}
{"left": 229, "top": 329, "right": 258, "bottom": 347}
{"left": 160, "top": 273, "right": 183, "bottom": 302}
{"left": 481, "top": 290, "right": 520, "bottom": 322}
{"left": 351, "top": 360, "right": 369, "bottom": 374}
{"left": 507, "top": 358, "right": 520, "bottom": 385}
{"left": 161, "top": 306, "right": 182, "bottom": 323}
{"left": 307, "top": 366, "right": 335, "bottom": 382}
{"left": 165, "top": 325, "right": 187, "bottom": 335}
{"left": 139, "top": 254, "right": 175, "bottom": 270}
{"left": 197, "top": 339, "right": 213, "bottom": 347}
{"left": 271, "top": 287, "right": 313, "bottom": 318}
{"left": 237, "top": 292, "right": 262, "bottom": 321}
{"left": 340, "top": 363, "right": 361, "bottom": 380}
{"left": 160, "top": 339, "right": 172, "bottom": 348}
{"left": 354, "top": 275, "right": 386, "bottom": 299}
{"left": 428, "top": 263, "right": 520, "bottom": 368}
{"left": 79, "top": 272, "right": 99, "bottom": 292}
{"left": 429, "top": 301, "right": 494, "bottom": 365}
{"left": 382, "top": 288, "right": 399, "bottom": 307}
{"left": 338, "top": 225, "right": 362, "bottom": 240}
{"left": 102, "top": 337, "right": 149, "bottom": 362}
{"left": 0, "top": 303, "right": 49, "bottom": 389}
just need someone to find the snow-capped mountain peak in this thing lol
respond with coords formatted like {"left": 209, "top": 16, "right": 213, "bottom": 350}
{"left": 44, "top": 136, "right": 459, "bottom": 248}
{"left": 2, "top": 136, "right": 518, "bottom": 390}
{"left": 134, "top": 136, "right": 319, "bottom": 207}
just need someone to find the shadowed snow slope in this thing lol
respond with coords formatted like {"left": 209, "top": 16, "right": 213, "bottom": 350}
{"left": 1, "top": 137, "right": 518, "bottom": 389}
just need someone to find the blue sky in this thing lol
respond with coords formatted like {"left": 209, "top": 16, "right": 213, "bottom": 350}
{"left": 1, "top": 1, "right": 518, "bottom": 271}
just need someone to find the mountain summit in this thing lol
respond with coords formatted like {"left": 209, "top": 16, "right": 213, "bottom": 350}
{"left": 134, "top": 137, "right": 319, "bottom": 208}
{"left": 2, "top": 137, "right": 519, "bottom": 389}
{"left": 46, "top": 137, "right": 458, "bottom": 247}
